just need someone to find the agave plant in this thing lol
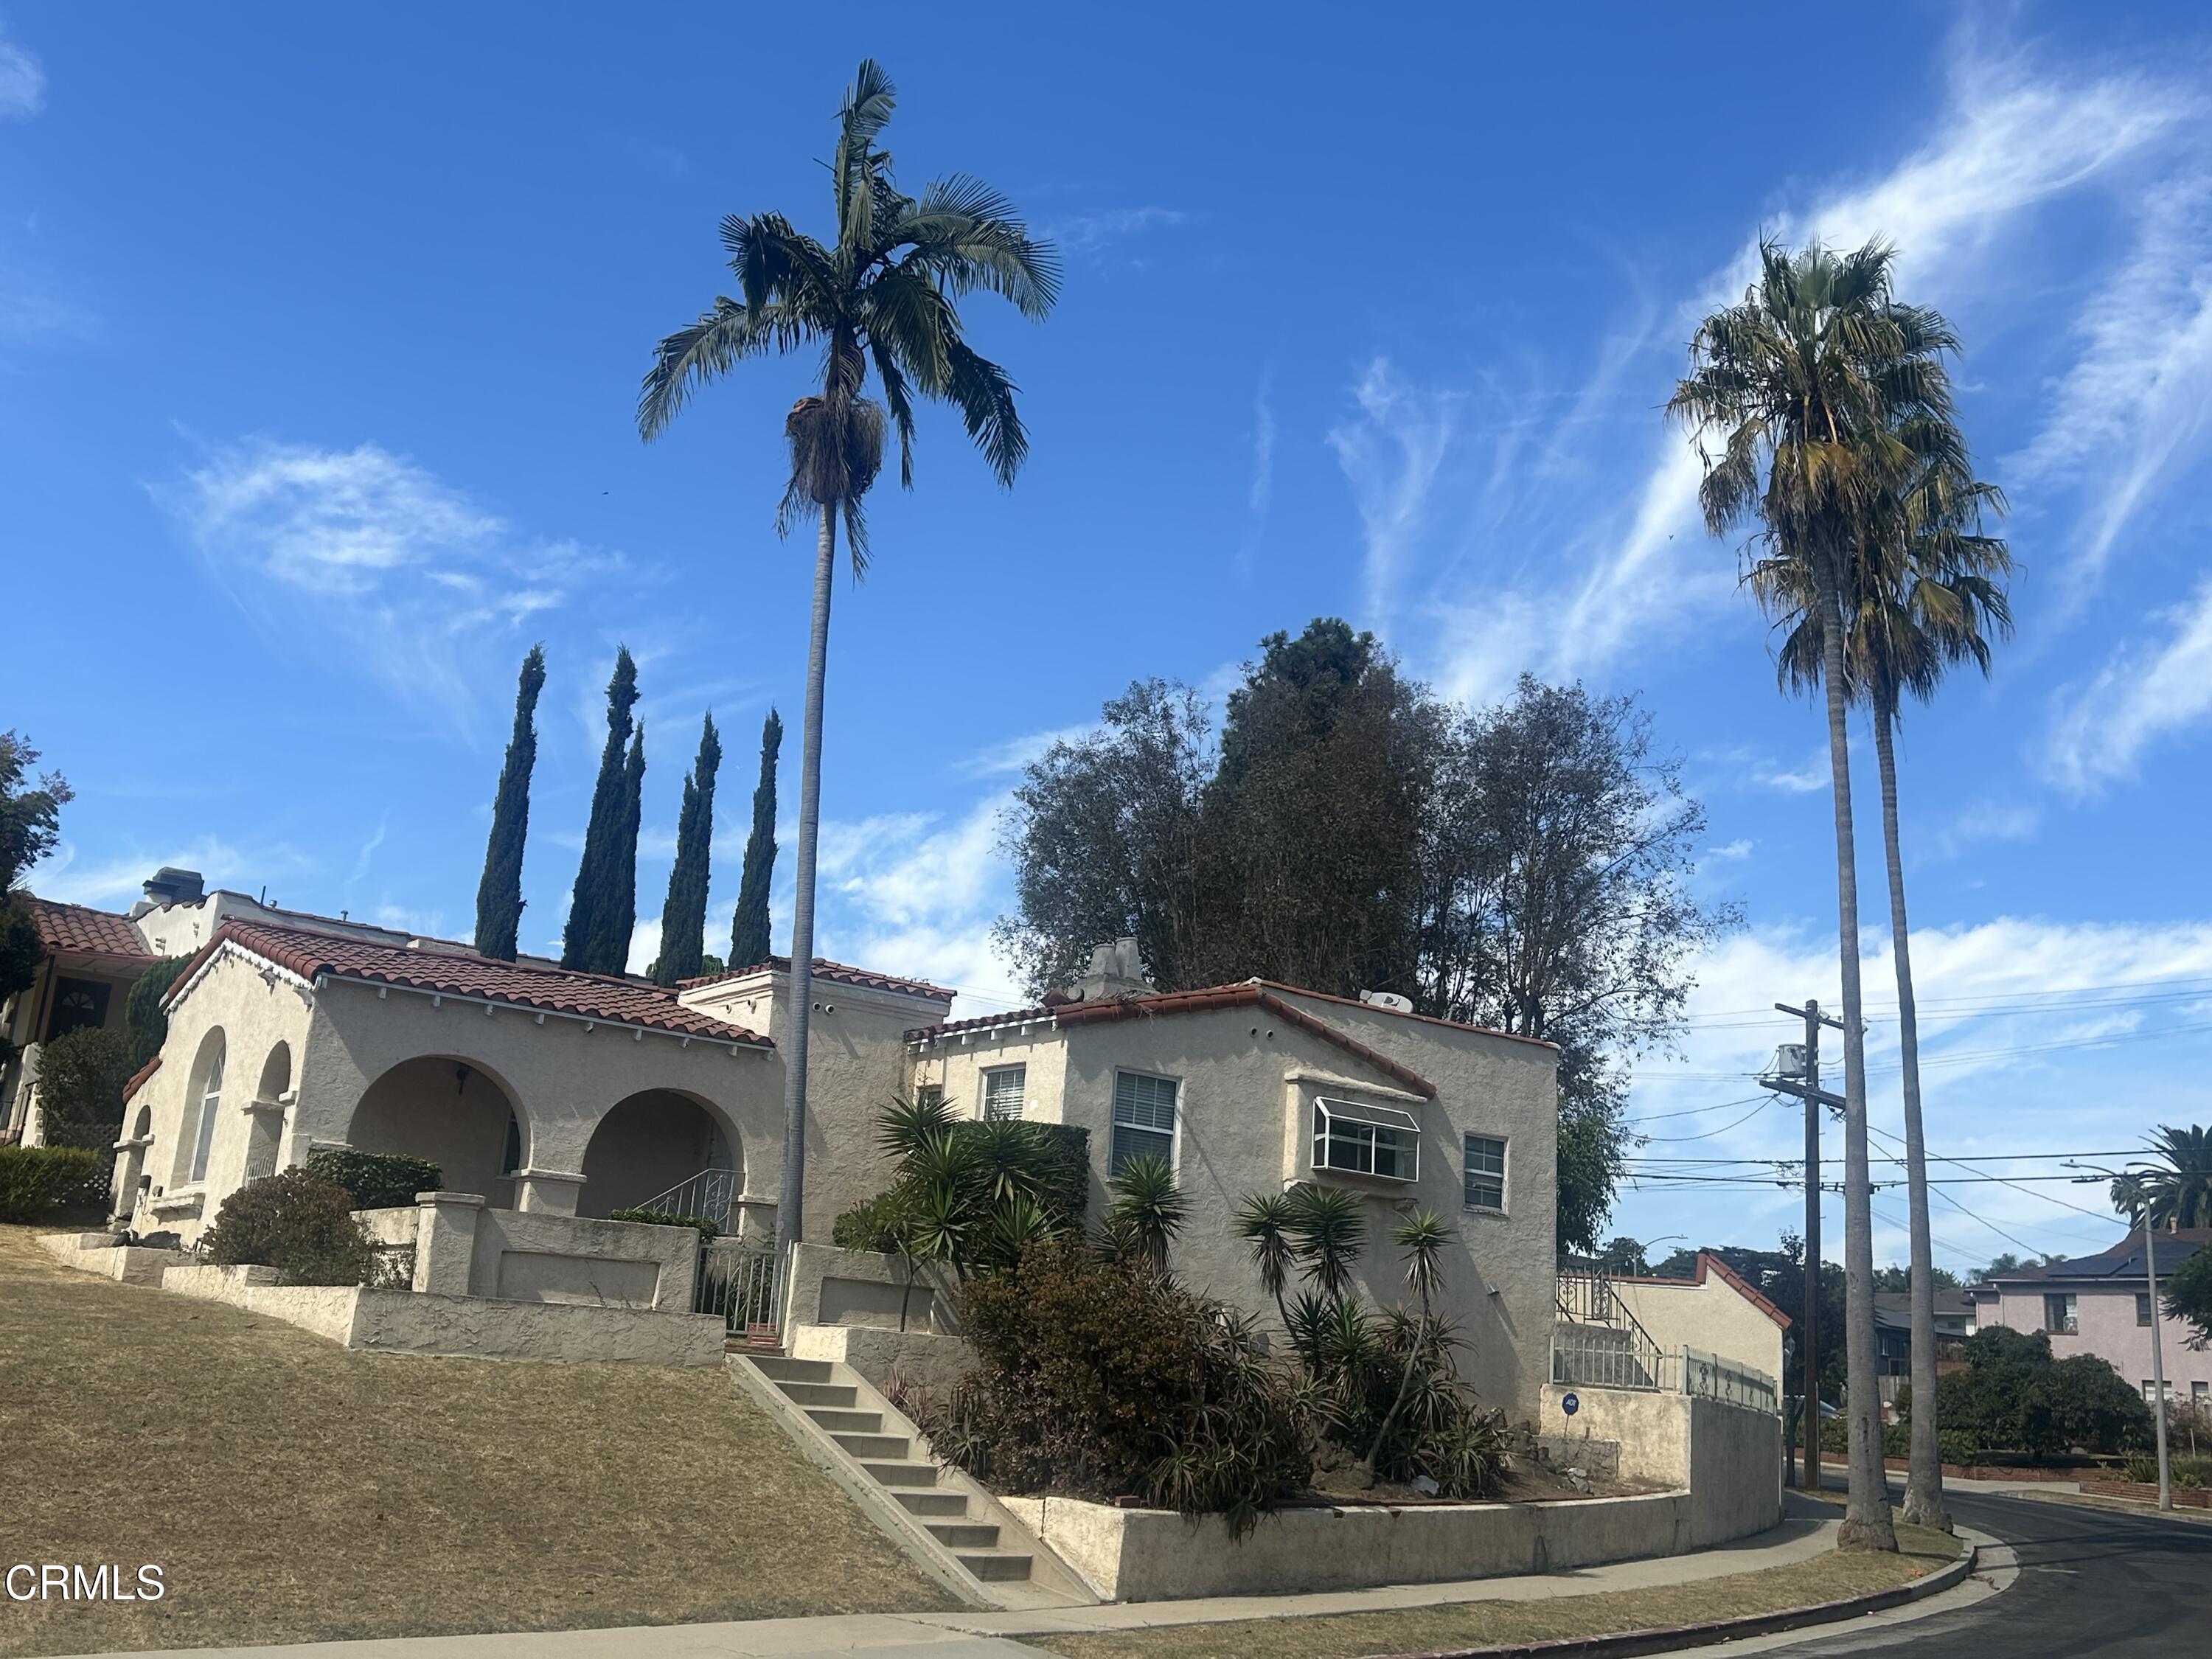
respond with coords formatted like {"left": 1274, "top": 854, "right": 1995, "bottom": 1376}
{"left": 1234, "top": 1191, "right": 1300, "bottom": 1337}
{"left": 1106, "top": 1154, "right": 1187, "bottom": 1276}
{"left": 1287, "top": 1183, "right": 1367, "bottom": 1299}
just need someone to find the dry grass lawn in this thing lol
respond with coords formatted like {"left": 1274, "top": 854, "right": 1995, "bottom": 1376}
{"left": 0, "top": 1225, "right": 955, "bottom": 1657}
{"left": 1037, "top": 1520, "right": 1963, "bottom": 1659}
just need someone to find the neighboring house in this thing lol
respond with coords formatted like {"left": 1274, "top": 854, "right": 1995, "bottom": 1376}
{"left": 900, "top": 956, "right": 1562, "bottom": 1416}
{"left": 1871, "top": 1288, "right": 1976, "bottom": 1411}
{"left": 1604, "top": 1253, "right": 1792, "bottom": 1390}
{"left": 1, "top": 897, "right": 160, "bottom": 1144}
{"left": 1971, "top": 1228, "right": 2212, "bottom": 1408}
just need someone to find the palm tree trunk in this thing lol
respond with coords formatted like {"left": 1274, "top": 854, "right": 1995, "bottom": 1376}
{"left": 1875, "top": 697, "right": 1951, "bottom": 1533}
{"left": 1814, "top": 547, "right": 1896, "bottom": 1552}
{"left": 774, "top": 501, "right": 837, "bottom": 1263}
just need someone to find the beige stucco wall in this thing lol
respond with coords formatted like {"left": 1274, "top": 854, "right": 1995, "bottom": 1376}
{"left": 912, "top": 998, "right": 1560, "bottom": 1418}
{"left": 1538, "top": 1382, "right": 1783, "bottom": 1548}
{"left": 1612, "top": 1267, "right": 1787, "bottom": 1386}
{"left": 908, "top": 1024, "right": 1071, "bottom": 1125}
{"left": 680, "top": 967, "right": 953, "bottom": 1242}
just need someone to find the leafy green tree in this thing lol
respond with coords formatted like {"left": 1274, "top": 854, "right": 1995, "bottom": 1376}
{"left": 1597, "top": 1236, "right": 1652, "bottom": 1276}
{"left": 730, "top": 709, "right": 782, "bottom": 967}
{"left": 30, "top": 1025, "right": 134, "bottom": 1150}
{"left": 639, "top": 60, "right": 1057, "bottom": 1256}
{"left": 475, "top": 645, "right": 546, "bottom": 961}
{"left": 650, "top": 714, "right": 721, "bottom": 987}
{"left": 2162, "top": 1244, "right": 2212, "bottom": 1348}
{"left": 563, "top": 648, "right": 641, "bottom": 973}
{"left": 0, "top": 731, "right": 70, "bottom": 1069}
{"left": 1874, "top": 1264, "right": 1960, "bottom": 1292}
{"left": 123, "top": 955, "right": 191, "bottom": 1069}
{"left": 1672, "top": 239, "right": 1960, "bottom": 1553}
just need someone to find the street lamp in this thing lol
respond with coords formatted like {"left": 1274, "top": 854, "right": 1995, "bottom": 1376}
{"left": 2069, "top": 1160, "right": 2172, "bottom": 1513}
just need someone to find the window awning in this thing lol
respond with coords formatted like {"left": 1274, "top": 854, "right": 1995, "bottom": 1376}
{"left": 1314, "top": 1096, "right": 1420, "bottom": 1133}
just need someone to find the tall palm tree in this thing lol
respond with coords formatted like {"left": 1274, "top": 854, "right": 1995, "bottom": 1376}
{"left": 1670, "top": 238, "right": 1958, "bottom": 1552}
{"left": 1753, "top": 423, "right": 2012, "bottom": 1535}
{"left": 2126, "top": 1124, "right": 2212, "bottom": 1228}
{"left": 639, "top": 60, "right": 1059, "bottom": 1259}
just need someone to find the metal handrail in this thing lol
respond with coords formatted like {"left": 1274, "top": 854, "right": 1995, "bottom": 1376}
{"left": 634, "top": 1167, "right": 739, "bottom": 1231}
{"left": 1553, "top": 1265, "right": 1668, "bottom": 1393}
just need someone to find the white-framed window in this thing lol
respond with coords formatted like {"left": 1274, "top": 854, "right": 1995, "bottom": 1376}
{"left": 2194, "top": 1381, "right": 2208, "bottom": 1405}
{"left": 1463, "top": 1133, "right": 1507, "bottom": 1212}
{"left": 1312, "top": 1097, "right": 1419, "bottom": 1182}
{"left": 981, "top": 1065, "right": 1026, "bottom": 1122}
{"left": 2143, "top": 1379, "right": 2174, "bottom": 1404}
{"left": 2043, "top": 1293, "right": 2077, "bottom": 1335}
{"left": 915, "top": 1082, "right": 945, "bottom": 1111}
{"left": 1110, "top": 1071, "right": 1178, "bottom": 1173}
{"left": 189, "top": 1041, "right": 226, "bottom": 1184}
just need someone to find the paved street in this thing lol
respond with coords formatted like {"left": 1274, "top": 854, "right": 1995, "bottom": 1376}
{"left": 1777, "top": 1489, "right": 2212, "bottom": 1656}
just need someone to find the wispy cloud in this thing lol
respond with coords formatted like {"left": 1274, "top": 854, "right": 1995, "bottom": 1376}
{"left": 1239, "top": 366, "right": 1276, "bottom": 574}
{"left": 1927, "top": 798, "right": 2042, "bottom": 860}
{"left": 1707, "top": 838, "right": 1754, "bottom": 863}
{"left": 31, "top": 834, "right": 315, "bottom": 910}
{"left": 2045, "top": 578, "right": 2212, "bottom": 793}
{"left": 156, "top": 438, "right": 622, "bottom": 738}
{"left": 0, "top": 24, "right": 44, "bottom": 120}
{"left": 1045, "top": 206, "right": 1187, "bottom": 256}
{"left": 1326, "top": 360, "right": 1458, "bottom": 635}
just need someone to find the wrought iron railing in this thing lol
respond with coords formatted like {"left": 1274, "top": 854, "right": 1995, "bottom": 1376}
{"left": 1553, "top": 1266, "right": 1668, "bottom": 1391}
{"left": 1681, "top": 1345, "right": 1778, "bottom": 1413}
{"left": 697, "top": 1240, "right": 780, "bottom": 1339}
{"left": 635, "top": 1167, "right": 739, "bottom": 1231}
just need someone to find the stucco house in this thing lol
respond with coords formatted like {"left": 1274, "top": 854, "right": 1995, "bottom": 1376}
{"left": 1970, "top": 1227, "right": 2212, "bottom": 1408}
{"left": 1, "top": 897, "right": 160, "bottom": 1144}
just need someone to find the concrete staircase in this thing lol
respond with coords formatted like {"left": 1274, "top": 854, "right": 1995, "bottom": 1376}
{"left": 731, "top": 1352, "right": 1092, "bottom": 1609}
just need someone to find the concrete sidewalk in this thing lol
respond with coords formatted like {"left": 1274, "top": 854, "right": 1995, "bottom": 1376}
{"left": 50, "top": 1506, "right": 1841, "bottom": 1659}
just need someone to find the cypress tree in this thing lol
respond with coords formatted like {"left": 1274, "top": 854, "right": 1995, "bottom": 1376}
{"left": 474, "top": 645, "right": 546, "bottom": 961}
{"left": 597, "top": 724, "right": 647, "bottom": 974}
{"left": 650, "top": 714, "right": 721, "bottom": 987}
{"left": 562, "top": 647, "right": 639, "bottom": 972}
{"left": 730, "top": 709, "right": 782, "bottom": 967}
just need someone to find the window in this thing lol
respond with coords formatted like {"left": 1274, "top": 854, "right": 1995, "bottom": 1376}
{"left": 1464, "top": 1134, "right": 1507, "bottom": 1212}
{"left": 189, "top": 1041, "right": 226, "bottom": 1184}
{"left": 981, "top": 1065, "right": 1027, "bottom": 1122}
{"left": 2143, "top": 1380, "right": 2174, "bottom": 1404}
{"left": 1111, "top": 1071, "right": 1178, "bottom": 1173}
{"left": 2194, "top": 1382, "right": 2208, "bottom": 1405}
{"left": 2043, "top": 1293, "right": 2077, "bottom": 1335}
{"left": 44, "top": 978, "right": 111, "bottom": 1042}
{"left": 1312, "top": 1097, "right": 1419, "bottom": 1182}
{"left": 915, "top": 1082, "right": 945, "bottom": 1111}
{"left": 2138, "top": 1293, "right": 2154, "bottom": 1326}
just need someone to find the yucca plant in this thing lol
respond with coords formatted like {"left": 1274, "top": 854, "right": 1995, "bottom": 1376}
{"left": 1106, "top": 1154, "right": 1187, "bottom": 1276}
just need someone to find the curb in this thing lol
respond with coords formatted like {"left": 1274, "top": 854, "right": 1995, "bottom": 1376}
{"left": 1376, "top": 1543, "right": 1978, "bottom": 1659}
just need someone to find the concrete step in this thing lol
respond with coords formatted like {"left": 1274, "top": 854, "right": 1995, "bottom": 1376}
{"left": 833, "top": 1432, "right": 911, "bottom": 1461}
{"left": 955, "top": 1550, "right": 1033, "bottom": 1582}
{"left": 775, "top": 1380, "right": 858, "bottom": 1408}
{"left": 806, "top": 1408, "right": 883, "bottom": 1434}
{"left": 894, "top": 1490, "right": 970, "bottom": 1517}
{"left": 926, "top": 1522, "right": 1001, "bottom": 1549}
{"left": 860, "top": 1460, "right": 939, "bottom": 1488}
{"left": 752, "top": 1354, "right": 835, "bottom": 1383}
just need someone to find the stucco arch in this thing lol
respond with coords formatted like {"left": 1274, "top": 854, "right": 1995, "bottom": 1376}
{"left": 577, "top": 1088, "right": 740, "bottom": 1220}
{"left": 347, "top": 1054, "right": 529, "bottom": 1208}
{"left": 171, "top": 1026, "right": 229, "bottom": 1186}
{"left": 239, "top": 1041, "right": 293, "bottom": 1184}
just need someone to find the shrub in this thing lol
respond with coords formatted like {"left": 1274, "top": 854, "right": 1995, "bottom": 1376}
{"left": 609, "top": 1207, "right": 718, "bottom": 1237}
{"left": 1938, "top": 1428, "right": 1977, "bottom": 1467}
{"left": 1289, "top": 1296, "right": 1509, "bottom": 1497}
{"left": 831, "top": 1187, "right": 911, "bottom": 1253}
{"left": 124, "top": 954, "right": 192, "bottom": 1068}
{"left": 1934, "top": 1324, "right": 2154, "bottom": 1459}
{"left": 919, "top": 1240, "right": 1311, "bottom": 1534}
{"left": 1882, "top": 1419, "right": 1910, "bottom": 1459}
{"left": 304, "top": 1149, "right": 442, "bottom": 1210}
{"left": 32, "top": 1025, "right": 134, "bottom": 1150}
{"left": 2121, "top": 1453, "right": 2160, "bottom": 1484}
{"left": 202, "top": 1170, "right": 382, "bottom": 1286}
{"left": 0, "top": 1144, "right": 100, "bottom": 1222}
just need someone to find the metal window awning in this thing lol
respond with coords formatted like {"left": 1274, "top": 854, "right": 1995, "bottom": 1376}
{"left": 1315, "top": 1096, "right": 1420, "bottom": 1133}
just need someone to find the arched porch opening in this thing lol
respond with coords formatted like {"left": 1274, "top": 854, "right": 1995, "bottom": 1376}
{"left": 240, "top": 1041, "right": 293, "bottom": 1185}
{"left": 347, "top": 1055, "right": 526, "bottom": 1209}
{"left": 577, "top": 1090, "right": 738, "bottom": 1221}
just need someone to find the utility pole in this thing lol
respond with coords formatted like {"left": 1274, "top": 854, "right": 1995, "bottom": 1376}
{"left": 1766, "top": 1000, "right": 1846, "bottom": 1490}
{"left": 2070, "top": 1164, "right": 2173, "bottom": 1512}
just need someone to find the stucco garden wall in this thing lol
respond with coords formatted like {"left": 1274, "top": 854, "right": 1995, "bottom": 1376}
{"left": 1001, "top": 1489, "right": 1700, "bottom": 1602}
{"left": 1538, "top": 1382, "right": 1782, "bottom": 1548}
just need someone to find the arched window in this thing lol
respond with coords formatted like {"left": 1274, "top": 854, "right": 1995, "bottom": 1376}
{"left": 190, "top": 1040, "right": 226, "bottom": 1183}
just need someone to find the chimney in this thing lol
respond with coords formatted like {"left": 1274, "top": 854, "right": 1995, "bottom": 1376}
{"left": 1073, "top": 937, "right": 1150, "bottom": 1002}
{"left": 141, "top": 867, "right": 206, "bottom": 908}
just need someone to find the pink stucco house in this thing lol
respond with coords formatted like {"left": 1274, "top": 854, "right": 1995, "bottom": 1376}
{"left": 1970, "top": 1227, "right": 2212, "bottom": 1408}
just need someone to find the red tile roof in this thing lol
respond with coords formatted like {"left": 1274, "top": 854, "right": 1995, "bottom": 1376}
{"left": 909, "top": 981, "right": 1439, "bottom": 1100}
{"left": 122, "top": 1055, "right": 161, "bottom": 1103}
{"left": 1256, "top": 983, "right": 1559, "bottom": 1051}
{"left": 173, "top": 922, "right": 772, "bottom": 1047}
{"left": 681, "top": 955, "right": 953, "bottom": 1003}
{"left": 29, "top": 898, "right": 154, "bottom": 964}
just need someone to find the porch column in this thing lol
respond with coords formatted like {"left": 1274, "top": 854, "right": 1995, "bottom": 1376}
{"left": 412, "top": 1189, "right": 485, "bottom": 1296}
{"left": 513, "top": 1166, "right": 586, "bottom": 1216}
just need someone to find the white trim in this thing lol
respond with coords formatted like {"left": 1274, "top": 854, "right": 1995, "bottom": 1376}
{"left": 164, "top": 939, "right": 314, "bottom": 1018}
{"left": 1110, "top": 1067, "right": 1181, "bottom": 1175}
{"left": 907, "top": 1013, "right": 1060, "bottom": 1050}
{"left": 1281, "top": 1065, "right": 1427, "bottom": 1105}
{"left": 1461, "top": 1131, "right": 1509, "bottom": 1216}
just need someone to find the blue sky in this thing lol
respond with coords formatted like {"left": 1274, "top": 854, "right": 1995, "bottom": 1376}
{"left": 7, "top": 4, "right": 2212, "bottom": 1274}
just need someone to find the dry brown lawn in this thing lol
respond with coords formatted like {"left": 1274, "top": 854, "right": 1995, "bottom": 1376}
{"left": 0, "top": 1225, "right": 955, "bottom": 1657}
{"left": 1037, "top": 1520, "right": 1963, "bottom": 1659}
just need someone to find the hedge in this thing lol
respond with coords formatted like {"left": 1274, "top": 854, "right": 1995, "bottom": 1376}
{"left": 0, "top": 1144, "right": 101, "bottom": 1222}
{"left": 202, "top": 1170, "right": 382, "bottom": 1285}
{"left": 609, "top": 1207, "right": 719, "bottom": 1237}
{"left": 304, "top": 1149, "right": 442, "bottom": 1210}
